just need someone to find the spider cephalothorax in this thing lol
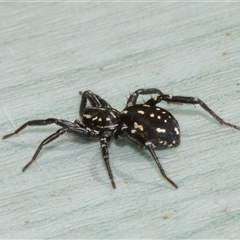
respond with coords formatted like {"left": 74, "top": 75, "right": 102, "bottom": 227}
{"left": 3, "top": 88, "right": 240, "bottom": 189}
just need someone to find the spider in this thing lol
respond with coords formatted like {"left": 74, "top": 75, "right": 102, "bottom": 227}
{"left": 3, "top": 88, "right": 240, "bottom": 189}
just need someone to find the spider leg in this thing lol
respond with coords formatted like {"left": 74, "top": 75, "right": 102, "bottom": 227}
{"left": 146, "top": 144, "right": 178, "bottom": 189}
{"left": 3, "top": 118, "right": 97, "bottom": 171}
{"left": 118, "top": 131, "right": 177, "bottom": 188}
{"left": 126, "top": 88, "right": 163, "bottom": 108}
{"left": 153, "top": 94, "right": 240, "bottom": 131}
{"left": 22, "top": 128, "right": 67, "bottom": 171}
{"left": 3, "top": 118, "right": 81, "bottom": 139}
{"left": 100, "top": 131, "right": 116, "bottom": 189}
{"left": 80, "top": 90, "right": 112, "bottom": 117}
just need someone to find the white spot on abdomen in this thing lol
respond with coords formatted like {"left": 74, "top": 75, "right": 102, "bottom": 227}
{"left": 156, "top": 128, "right": 166, "bottom": 133}
{"left": 137, "top": 110, "right": 145, "bottom": 115}
{"left": 134, "top": 122, "right": 144, "bottom": 131}
{"left": 174, "top": 127, "right": 180, "bottom": 135}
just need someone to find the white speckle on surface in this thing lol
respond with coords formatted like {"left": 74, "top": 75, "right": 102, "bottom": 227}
{"left": 150, "top": 113, "right": 155, "bottom": 117}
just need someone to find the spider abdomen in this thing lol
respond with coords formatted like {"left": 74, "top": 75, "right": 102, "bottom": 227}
{"left": 121, "top": 104, "right": 180, "bottom": 149}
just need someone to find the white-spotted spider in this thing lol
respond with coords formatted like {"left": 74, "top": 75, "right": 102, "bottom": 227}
{"left": 3, "top": 88, "right": 240, "bottom": 189}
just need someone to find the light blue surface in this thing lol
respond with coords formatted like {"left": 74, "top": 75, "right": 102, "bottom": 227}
{"left": 1, "top": 3, "right": 240, "bottom": 239}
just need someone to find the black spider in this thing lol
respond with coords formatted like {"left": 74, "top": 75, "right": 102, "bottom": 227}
{"left": 3, "top": 88, "right": 240, "bottom": 189}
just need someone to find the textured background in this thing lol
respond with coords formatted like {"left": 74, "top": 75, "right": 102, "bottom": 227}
{"left": 1, "top": 3, "right": 240, "bottom": 239}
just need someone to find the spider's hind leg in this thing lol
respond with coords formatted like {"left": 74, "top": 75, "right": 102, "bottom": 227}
{"left": 126, "top": 88, "right": 163, "bottom": 108}
{"left": 155, "top": 94, "right": 240, "bottom": 131}
{"left": 147, "top": 144, "right": 178, "bottom": 189}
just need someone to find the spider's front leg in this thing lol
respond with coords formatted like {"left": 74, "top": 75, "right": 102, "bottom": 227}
{"left": 126, "top": 88, "right": 163, "bottom": 108}
{"left": 3, "top": 118, "right": 96, "bottom": 171}
{"left": 99, "top": 131, "right": 116, "bottom": 189}
{"left": 22, "top": 128, "right": 68, "bottom": 171}
{"left": 3, "top": 118, "right": 77, "bottom": 139}
{"left": 79, "top": 90, "right": 112, "bottom": 117}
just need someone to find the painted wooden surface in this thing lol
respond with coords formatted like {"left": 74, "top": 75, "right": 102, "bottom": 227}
{"left": 1, "top": 3, "right": 240, "bottom": 239}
